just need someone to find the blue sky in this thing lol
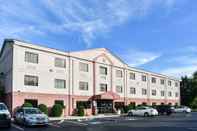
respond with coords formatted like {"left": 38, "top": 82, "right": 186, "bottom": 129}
{"left": 0, "top": 0, "right": 197, "bottom": 78}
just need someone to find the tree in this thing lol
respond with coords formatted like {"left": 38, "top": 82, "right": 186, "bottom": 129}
{"left": 190, "top": 97, "right": 197, "bottom": 109}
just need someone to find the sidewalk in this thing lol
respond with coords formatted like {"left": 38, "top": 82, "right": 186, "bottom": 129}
{"left": 49, "top": 114, "right": 122, "bottom": 121}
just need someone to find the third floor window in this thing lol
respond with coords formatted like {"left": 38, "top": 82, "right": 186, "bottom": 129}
{"left": 116, "top": 70, "right": 123, "bottom": 78}
{"left": 100, "top": 66, "right": 107, "bottom": 75}
{"left": 25, "top": 51, "right": 38, "bottom": 64}
{"left": 79, "top": 62, "right": 89, "bottom": 72}
{"left": 55, "top": 58, "right": 66, "bottom": 68}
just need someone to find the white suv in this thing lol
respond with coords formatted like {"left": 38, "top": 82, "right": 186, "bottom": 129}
{"left": 0, "top": 103, "right": 11, "bottom": 128}
{"left": 128, "top": 106, "right": 158, "bottom": 117}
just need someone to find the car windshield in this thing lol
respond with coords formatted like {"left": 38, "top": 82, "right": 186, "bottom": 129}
{"left": 0, "top": 104, "right": 7, "bottom": 110}
{"left": 24, "top": 108, "right": 42, "bottom": 114}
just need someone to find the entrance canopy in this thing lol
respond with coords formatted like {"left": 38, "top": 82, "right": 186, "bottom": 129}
{"left": 94, "top": 91, "right": 120, "bottom": 100}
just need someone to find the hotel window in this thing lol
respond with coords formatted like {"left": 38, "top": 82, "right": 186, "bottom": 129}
{"left": 55, "top": 100, "right": 65, "bottom": 108}
{"left": 151, "top": 77, "right": 156, "bottom": 83}
{"left": 129, "top": 73, "right": 135, "bottom": 80}
{"left": 175, "top": 92, "right": 179, "bottom": 97}
{"left": 79, "top": 81, "right": 88, "bottom": 90}
{"left": 79, "top": 62, "right": 89, "bottom": 72}
{"left": 160, "top": 79, "right": 165, "bottom": 85}
{"left": 168, "top": 91, "right": 172, "bottom": 97}
{"left": 152, "top": 90, "right": 157, "bottom": 96}
{"left": 161, "top": 91, "right": 165, "bottom": 96}
{"left": 55, "top": 58, "right": 66, "bottom": 68}
{"left": 100, "top": 84, "right": 107, "bottom": 92}
{"left": 168, "top": 81, "right": 172, "bottom": 86}
{"left": 130, "top": 87, "right": 136, "bottom": 94}
{"left": 24, "top": 75, "right": 38, "bottom": 86}
{"left": 142, "top": 89, "right": 147, "bottom": 95}
{"left": 142, "top": 75, "right": 147, "bottom": 82}
{"left": 25, "top": 51, "right": 38, "bottom": 64}
{"left": 116, "top": 85, "right": 123, "bottom": 93}
{"left": 55, "top": 79, "right": 66, "bottom": 89}
{"left": 100, "top": 66, "right": 107, "bottom": 75}
{"left": 175, "top": 82, "right": 179, "bottom": 87}
{"left": 116, "top": 70, "right": 123, "bottom": 78}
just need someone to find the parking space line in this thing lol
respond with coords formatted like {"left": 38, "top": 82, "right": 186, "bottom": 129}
{"left": 11, "top": 124, "right": 24, "bottom": 131}
{"left": 66, "top": 120, "right": 88, "bottom": 126}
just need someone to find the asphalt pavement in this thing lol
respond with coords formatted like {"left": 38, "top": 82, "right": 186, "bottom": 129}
{"left": 1, "top": 112, "right": 197, "bottom": 131}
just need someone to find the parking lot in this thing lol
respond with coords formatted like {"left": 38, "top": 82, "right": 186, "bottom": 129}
{"left": 2, "top": 112, "right": 197, "bottom": 131}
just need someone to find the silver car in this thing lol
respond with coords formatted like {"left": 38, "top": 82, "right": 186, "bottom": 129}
{"left": 14, "top": 107, "right": 49, "bottom": 126}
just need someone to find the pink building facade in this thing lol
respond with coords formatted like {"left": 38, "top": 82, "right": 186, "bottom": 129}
{"left": 0, "top": 39, "right": 180, "bottom": 116}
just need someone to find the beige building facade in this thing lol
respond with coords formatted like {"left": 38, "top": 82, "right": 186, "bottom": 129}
{"left": 0, "top": 39, "right": 180, "bottom": 116}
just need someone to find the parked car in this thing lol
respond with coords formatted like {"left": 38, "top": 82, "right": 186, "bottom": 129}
{"left": 174, "top": 106, "right": 191, "bottom": 113}
{"left": 128, "top": 106, "right": 158, "bottom": 117}
{"left": 14, "top": 107, "right": 49, "bottom": 126}
{"left": 156, "top": 105, "right": 173, "bottom": 115}
{"left": 0, "top": 103, "right": 11, "bottom": 128}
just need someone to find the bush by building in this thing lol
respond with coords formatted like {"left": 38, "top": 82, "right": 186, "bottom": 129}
{"left": 51, "top": 104, "right": 63, "bottom": 117}
{"left": 77, "top": 106, "right": 85, "bottom": 116}
{"left": 38, "top": 104, "right": 48, "bottom": 115}
{"left": 22, "top": 102, "right": 33, "bottom": 107}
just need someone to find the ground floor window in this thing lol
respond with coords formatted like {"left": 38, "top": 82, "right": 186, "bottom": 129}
{"left": 76, "top": 101, "right": 91, "bottom": 109}
{"left": 130, "top": 102, "right": 136, "bottom": 107}
{"left": 55, "top": 100, "right": 65, "bottom": 108}
{"left": 142, "top": 102, "right": 147, "bottom": 106}
{"left": 24, "top": 99, "right": 38, "bottom": 107}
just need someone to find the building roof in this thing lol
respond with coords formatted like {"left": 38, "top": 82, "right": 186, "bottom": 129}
{"left": 0, "top": 38, "right": 180, "bottom": 81}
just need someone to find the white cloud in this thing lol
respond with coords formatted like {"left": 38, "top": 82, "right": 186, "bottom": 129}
{"left": 121, "top": 49, "right": 161, "bottom": 67}
{"left": 161, "top": 66, "right": 197, "bottom": 78}
{"left": 0, "top": 0, "right": 180, "bottom": 47}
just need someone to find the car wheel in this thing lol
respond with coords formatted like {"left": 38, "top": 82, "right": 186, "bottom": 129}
{"left": 144, "top": 112, "right": 149, "bottom": 117}
{"left": 128, "top": 112, "right": 133, "bottom": 117}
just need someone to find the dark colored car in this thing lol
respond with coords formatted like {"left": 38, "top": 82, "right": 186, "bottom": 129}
{"left": 156, "top": 105, "right": 173, "bottom": 116}
{"left": 0, "top": 103, "right": 11, "bottom": 128}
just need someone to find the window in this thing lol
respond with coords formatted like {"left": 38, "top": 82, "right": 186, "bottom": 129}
{"left": 79, "top": 62, "right": 89, "bottom": 72}
{"left": 175, "top": 92, "right": 179, "bottom": 97}
{"left": 55, "top": 79, "right": 66, "bottom": 89}
{"left": 152, "top": 90, "right": 157, "bottom": 96}
{"left": 55, "top": 58, "right": 66, "bottom": 68}
{"left": 142, "top": 88, "right": 147, "bottom": 95}
{"left": 175, "top": 82, "right": 179, "bottom": 87}
{"left": 160, "top": 79, "right": 165, "bottom": 85}
{"left": 161, "top": 91, "right": 165, "bottom": 96}
{"left": 168, "top": 91, "right": 172, "bottom": 97}
{"left": 55, "top": 100, "right": 65, "bottom": 108}
{"left": 77, "top": 101, "right": 91, "bottom": 109}
{"left": 100, "top": 83, "right": 107, "bottom": 92}
{"left": 129, "top": 73, "right": 135, "bottom": 80}
{"left": 130, "top": 87, "right": 136, "bottom": 94}
{"left": 151, "top": 77, "right": 156, "bottom": 83}
{"left": 100, "top": 66, "right": 107, "bottom": 75}
{"left": 79, "top": 81, "right": 88, "bottom": 90}
{"left": 142, "top": 75, "right": 147, "bottom": 82}
{"left": 25, "top": 51, "right": 38, "bottom": 63}
{"left": 168, "top": 81, "right": 172, "bottom": 86}
{"left": 24, "top": 75, "right": 38, "bottom": 86}
{"left": 116, "top": 85, "right": 123, "bottom": 93}
{"left": 116, "top": 70, "right": 123, "bottom": 78}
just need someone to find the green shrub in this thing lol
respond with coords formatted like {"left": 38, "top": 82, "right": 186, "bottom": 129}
{"left": 190, "top": 97, "right": 197, "bottom": 109}
{"left": 78, "top": 106, "right": 85, "bottom": 116}
{"left": 38, "top": 104, "right": 48, "bottom": 115}
{"left": 51, "top": 104, "right": 63, "bottom": 117}
{"left": 22, "top": 102, "right": 33, "bottom": 107}
{"left": 124, "top": 104, "right": 135, "bottom": 113}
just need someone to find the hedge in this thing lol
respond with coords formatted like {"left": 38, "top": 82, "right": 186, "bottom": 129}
{"left": 38, "top": 104, "right": 48, "bottom": 115}
{"left": 22, "top": 102, "right": 33, "bottom": 107}
{"left": 51, "top": 104, "right": 63, "bottom": 117}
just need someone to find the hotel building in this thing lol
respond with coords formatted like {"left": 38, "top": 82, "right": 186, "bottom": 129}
{"left": 0, "top": 39, "right": 180, "bottom": 116}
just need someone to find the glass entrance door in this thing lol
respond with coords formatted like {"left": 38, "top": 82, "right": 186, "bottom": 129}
{"left": 97, "top": 100, "right": 113, "bottom": 114}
